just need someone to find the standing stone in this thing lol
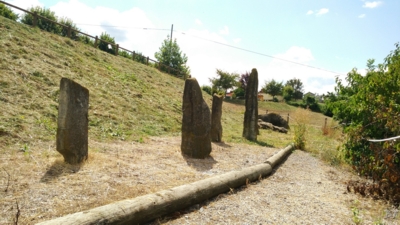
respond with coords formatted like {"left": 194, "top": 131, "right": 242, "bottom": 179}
{"left": 242, "top": 68, "right": 259, "bottom": 141}
{"left": 211, "top": 94, "right": 223, "bottom": 142}
{"left": 57, "top": 78, "right": 89, "bottom": 164}
{"left": 181, "top": 78, "right": 212, "bottom": 158}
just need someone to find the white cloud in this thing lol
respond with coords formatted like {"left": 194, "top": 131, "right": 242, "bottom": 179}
{"left": 219, "top": 26, "right": 229, "bottom": 35}
{"left": 316, "top": 8, "right": 329, "bottom": 16}
{"left": 259, "top": 46, "right": 339, "bottom": 94}
{"left": 363, "top": 1, "right": 383, "bottom": 8}
{"left": 358, "top": 14, "right": 366, "bottom": 18}
{"left": 233, "top": 38, "right": 241, "bottom": 44}
{"left": 306, "top": 10, "right": 314, "bottom": 15}
{"left": 195, "top": 19, "right": 202, "bottom": 26}
{"left": 6, "top": 0, "right": 43, "bottom": 14}
{"left": 6, "top": 0, "right": 337, "bottom": 94}
{"left": 48, "top": 0, "right": 158, "bottom": 57}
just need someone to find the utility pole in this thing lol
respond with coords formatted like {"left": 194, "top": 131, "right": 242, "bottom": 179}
{"left": 169, "top": 24, "right": 173, "bottom": 67}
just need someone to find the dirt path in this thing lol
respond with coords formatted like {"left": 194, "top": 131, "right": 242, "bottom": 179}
{"left": 150, "top": 150, "right": 399, "bottom": 225}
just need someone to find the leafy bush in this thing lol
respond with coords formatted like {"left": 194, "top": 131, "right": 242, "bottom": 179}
{"left": 21, "top": 6, "right": 61, "bottom": 34}
{"left": 98, "top": 32, "right": 116, "bottom": 54}
{"left": 133, "top": 52, "right": 146, "bottom": 64}
{"left": 58, "top": 17, "right": 80, "bottom": 40}
{"left": 201, "top": 85, "right": 212, "bottom": 95}
{"left": 0, "top": 3, "right": 18, "bottom": 21}
{"left": 332, "top": 43, "right": 400, "bottom": 204}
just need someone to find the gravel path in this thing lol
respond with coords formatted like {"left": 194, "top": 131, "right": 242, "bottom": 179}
{"left": 150, "top": 150, "right": 398, "bottom": 225}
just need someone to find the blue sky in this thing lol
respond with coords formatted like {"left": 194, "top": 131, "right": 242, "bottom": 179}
{"left": 5, "top": 0, "right": 400, "bottom": 94}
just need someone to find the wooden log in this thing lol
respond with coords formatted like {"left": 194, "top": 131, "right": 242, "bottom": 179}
{"left": 265, "top": 144, "right": 293, "bottom": 168}
{"left": 37, "top": 145, "right": 293, "bottom": 225}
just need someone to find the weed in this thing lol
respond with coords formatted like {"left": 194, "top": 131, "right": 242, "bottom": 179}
{"left": 352, "top": 206, "right": 362, "bottom": 224}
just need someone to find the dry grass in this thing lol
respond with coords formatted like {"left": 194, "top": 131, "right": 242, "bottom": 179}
{"left": 0, "top": 16, "right": 398, "bottom": 224}
{"left": 0, "top": 137, "right": 280, "bottom": 224}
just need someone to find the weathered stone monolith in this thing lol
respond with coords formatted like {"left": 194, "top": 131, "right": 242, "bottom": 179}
{"left": 242, "top": 68, "right": 259, "bottom": 141}
{"left": 211, "top": 94, "right": 223, "bottom": 142}
{"left": 56, "top": 78, "right": 89, "bottom": 164}
{"left": 181, "top": 78, "right": 212, "bottom": 158}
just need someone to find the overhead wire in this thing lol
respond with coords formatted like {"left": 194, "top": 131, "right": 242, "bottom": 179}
{"left": 72, "top": 22, "right": 347, "bottom": 77}
{"left": 174, "top": 30, "right": 347, "bottom": 77}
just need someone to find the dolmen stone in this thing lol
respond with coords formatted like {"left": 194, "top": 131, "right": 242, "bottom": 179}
{"left": 181, "top": 78, "right": 212, "bottom": 158}
{"left": 211, "top": 93, "right": 223, "bottom": 142}
{"left": 56, "top": 78, "right": 89, "bottom": 164}
{"left": 242, "top": 68, "right": 259, "bottom": 141}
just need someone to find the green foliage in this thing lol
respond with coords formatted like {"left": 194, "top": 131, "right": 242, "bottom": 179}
{"left": 286, "top": 78, "right": 304, "bottom": 100}
{"left": 58, "top": 17, "right": 80, "bottom": 40}
{"left": 209, "top": 69, "right": 239, "bottom": 94}
{"left": 133, "top": 52, "right": 146, "bottom": 64}
{"left": 233, "top": 87, "right": 245, "bottom": 98}
{"left": 21, "top": 6, "right": 61, "bottom": 34}
{"left": 261, "top": 79, "right": 283, "bottom": 98}
{"left": 78, "top": 35, "right": 94, "bottom": 46}
{"left": 283, "top": 85, "right": 294, "bottom": 101}
{"left": 201, "top": 85, "right": 212, "bottom": 95}
{"left": 332, "top": 43, "right": 400, "bottom": 204}
{"left": 0, "top": 3, "right": 18, "bottom": 21}
{"left": 98, "top": 32, "right": 116, "bottom": 54}
{"left": 154, "top": 35, "right": 190, "bottom": 78}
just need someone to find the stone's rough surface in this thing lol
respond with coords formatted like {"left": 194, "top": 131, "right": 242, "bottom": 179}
{"left": 211, "top": 94, "right": 223, "bottom": 142}
{"left": 258, "top": 112, "right": 290, "bottom": 129}
{"left": 181, "top": 78, "right": 212, "bottom": 158}
{"left": 242, "top": 68, "right": 259, "bottom": 141}
{"left": 57, "top": 78, "right": 89, "bottom": 164}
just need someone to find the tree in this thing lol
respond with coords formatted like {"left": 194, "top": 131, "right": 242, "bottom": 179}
{"left": 285, "top": 78, "right": 304, "bottom": 100}
{"left": 209, "top": 69, "right": 239, "bottom": 95}
{"left": 262, "top": 79, "right": 283, "bottom": 98}
{"left": 155, "top": 36, "right": 190, "bottom": 78}
{"left": 233, "top": 87, "right": 245, "bottom": 98}
{"left": 21, "top": 6, "right": 61, "bottom": 34}
{"left": 331, "top": 43, "right": 400, "bottom": 203}
{"left": 238, "top": 71, "right": 250, "bottom": 91}
{"left": 282, "top": 85, "right": 294, "bottom": 101}
{"left": 98, "top": 32, "right": 116, "bottom": 54}
{"left": 0, "top": 3, "right": 18, "bottom": 21}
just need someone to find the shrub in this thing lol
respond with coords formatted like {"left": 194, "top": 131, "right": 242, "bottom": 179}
{"left": 98, "top": 32, "right": 116, "bottom": 54}
{"left": 0, "top": 3, "right": 18, "bottom": 21}
{"left": 291, "top": 108, "right": 310, "bottom": 150}
{"left": 21, "top": 6, "right": 61, "bottom": 34}
{"left": 201, "top": 85, "right": 212, "bottom": 95}
{"left": 58, "top": 17, "right": 80, "bottom": 40}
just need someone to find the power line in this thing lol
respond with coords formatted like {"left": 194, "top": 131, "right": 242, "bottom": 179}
{"left": 175, "top": 30, "right": 347, "bottom": 77}
{"left": 367, "top": 136, "right": 400, "bottom": 142}
{"left": 75, "top": 23, "right": 170, "bottom": 31}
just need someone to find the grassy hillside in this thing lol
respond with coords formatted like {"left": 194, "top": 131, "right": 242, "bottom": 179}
{"left": 0, "top": 15, "right": 296, "bottom": 149}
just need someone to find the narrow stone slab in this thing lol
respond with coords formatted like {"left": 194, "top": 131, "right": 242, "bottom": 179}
{"left": 211, "top": 94, "right": 223, "bottom": 142}
{"left": 56, "top": 78, "right": 89, "bottom": 164}
{"left": 181, "top": 78, "right": 212, "bottom": 158}
{"left": 242, "top": 68, "right": 259, "bottom": 141}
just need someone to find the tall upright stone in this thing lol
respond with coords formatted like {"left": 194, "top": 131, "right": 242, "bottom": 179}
{"left": 57, "top": 78, "right": 89, "bottom": 164}
{"left": 211, "top": 94, "right": 223, "bottom": 142}
{"left": 181, "top": 78, "right": 212, "bottom": 158}
{"left": 242, "top": 68, "right": 259, "bottom": 141}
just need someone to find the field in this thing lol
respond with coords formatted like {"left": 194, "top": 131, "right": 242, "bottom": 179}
{"left": 0, "top": 16, "right": 398, "bottom": 224}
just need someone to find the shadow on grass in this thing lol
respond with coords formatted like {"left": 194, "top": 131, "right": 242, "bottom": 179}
{"left": 40, "top": 159, "right": 82, "bottom": 183}
{"left": 182, "top": 154, "right": 218, "bottom": 172}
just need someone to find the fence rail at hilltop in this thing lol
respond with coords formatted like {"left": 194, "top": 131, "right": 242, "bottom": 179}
{"left": 0, "top": 1, "right": 186, "bottom": 79}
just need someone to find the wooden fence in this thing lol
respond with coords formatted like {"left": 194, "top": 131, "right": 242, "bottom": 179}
{"left": 0, "top": 1, "right": 185, "bottom": 79}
